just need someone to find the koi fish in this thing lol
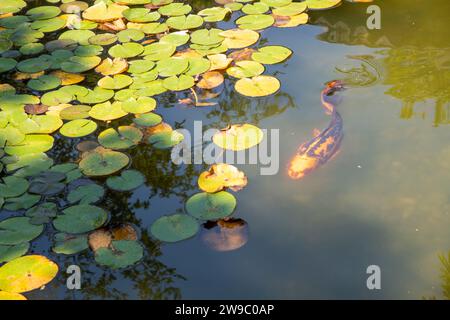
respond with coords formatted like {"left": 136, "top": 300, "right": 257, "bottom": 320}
{"left": 288, "top": 80, "right": 346, "bottom": 180}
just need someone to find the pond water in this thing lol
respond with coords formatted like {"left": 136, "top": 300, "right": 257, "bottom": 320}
{"left": 1, "top": 0, "right": 450, "bottom": 300}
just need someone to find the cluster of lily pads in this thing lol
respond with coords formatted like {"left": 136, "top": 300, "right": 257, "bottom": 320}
{"left": 0, "top": 0, "right": 344, "bottom": 299}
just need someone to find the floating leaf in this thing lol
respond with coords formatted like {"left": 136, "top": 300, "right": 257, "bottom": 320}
{"left": 52, "top": 233, "right": 88, "bottom": 255}
{"left": 0, "top": 255, "right": 58, "bottom": 293}
{"left": 227, "top": 60, "right": 264, "bottom": 78}
{"left": 123, "top": 8, "right": 160, "bottom": 22}
{"left": 0, "top": 0, "right": 27, "bottom": 15}
{"left": 166, "top": 14, "right": 203, "bottom": 30}
{"left": 303, "top": 0, "right": 342, "bottom": 10}
{"left": 5, "top": 134, "right": 54, "bottom": 156}
{"left": 88, "top": 33, "right": 118, "bottom": 46}
{"left": 160, "top": 31, "right": 190, "bottom": 46}
{"left": 196, "top": 71, "right": 224, "bottom": 89}
{"left": 27, "top": 75, "right": 61, "bottom": 91}
{"left": 61, "top": 55, "right": 101, "bottom": 73}
{"left": 156, "top": 57, "right": 189, "bottom": 77}
{"left": 59, "top": 105, "right": 92, "bottom": 120}
{"left": 133, "top": 112, "right": 162, "bottom": 127}
{"left": 0, "top": 58, "right": 17, "bottom": 73}
{"left": 272, "top": 2, "right": 307, "bottom": 16}
{"left": 0, "top": 217, "right": 43, "bottom": 246}
{"left": 141, "top": 22, "right": 168, "bottom": 34}
{"left": 207, "top": 53, "right": 232, "bottom": 71}
{"left": 191, "top": 28, "right": 224, "bottom": 46}
{"left": 25, "top": 202, "right": 58, "bottom": 225}
{"left": 142, "top": 42, "right": 175, "bottom": 61}
{"left": 198, "top": 163, "right": 247, "bottom": 193}
{"left": 17, "top": 57, "right": 51, "bottom": 73}
{"left": 82, "top": 2, "right": 128, "bottom": 22}
{"left": 59, "top": 119, "right": 97, "bottom": 138}
{"left": 147, "top": 130, "right": 184, "bottom": 149}
{"left": 89, "top": 101, "right": 128, "bottom": 121}
{"left": 53, "top": 205, "right": 108, "bottom": 234}
{"left": 236, "top": 14, "right": 274, "bottom": 30}
{"left": 98, "top": 74, "right": 133, "bottom": 90}
{"left": 27, "top": 6, "right": 61, "bottom": 20}
{"left": 273, "top": 12, "right": 308, "bottom": 28}
{"left": 127, "top": 59, "right": 155, "bottom": 74}
{"left": 219, "top": 29, "right": 259, "bottom": 49}
{"left": 95, "top": 240, "right": 143, "bottom": 269}
{"left": 242, "top": 2, "right": 270, "bottom": 14}
{"left": 261, "top": 0, "right": 293, "bottom": 7}
{"left": 184, "top": 57, "right": 210, "bottom": 76}
{"left": 150, "top": 214, "right": 199, "bottom": 243}
{"left": 19, "top": 43, "right": 44, "bottom": 55}
{"left": 251, "top": 45, "right": 292, "bottom": 64}
{"left": 0, "top": 291, "right": 26, "bottom": 300}
{"left": 67, "top": 183, "right": 105, "bottom": 204}
{"left": 28, "top": 171, "right": 66, "bottom": 196}
{"left": 0, "top": 176, "right": 29, "bottom": 198}
{"left": 235, "top": 75, "right": 280, "bottom": 97}
{"left": 121, "top": 96, "right": 156, "bottom": 114}
{"left": 117, "top": 29, "right": 145, "bottom": 43}
{"left": 185, "top": 191, "right": 236, "bottom": 220}
{"left": 0, "top": 243, "right": 29, "bottom": 264}
{"left": 213, "top": 123, "right": 264, "bottom": 150}
{"left": 98, "top": 126, "right": 143, "bottom": 150}
{"left": 3, "top": 193, "right": 41, "bottom": 211}
{"left": 162, "top": 75, "right": 194, "bottom": 91}
{"left": 79, "top": 147, "right": 129, "bottom": 176}
{"left": 50, "top": 70, "right": 85, "bottom": 85}
{"left": 106, "top": 169, "right": 145, "bottom": 191}
{"left": 59, "top": 29, "right": 95, "bottom": 45}
{"left": 77, "top": 87, "right": 114, "bottom": 104}
{"left": 197, "top": 6, "right": 229, "bottom": 22}
{"left": 158, "top": 2, "right": 191, "bottom": 16}
{"left": 109, "top": 42, "right": 144, "bottom": 58}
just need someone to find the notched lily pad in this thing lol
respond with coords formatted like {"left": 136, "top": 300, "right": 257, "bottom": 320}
{"left": 95, "top": 240, "right": 143, "bottom": 269}
{"left": 106, "top": 169, "right": 145, "bottom": 191}
{"left": 150, "top": 214, "right": 199, "bottom": 243}
{"left": 53, "top": 204, "right": 108, "bottom": 234}
{"left": 79, "top": 147, "right": 130, "bottom": 177}
{"left": 185, "top": 191, "right": 237, "bottom": 221}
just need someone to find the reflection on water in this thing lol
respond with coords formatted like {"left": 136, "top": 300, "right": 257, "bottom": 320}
{"left": 201, "top": 219, "right": 249, "bottom": 252}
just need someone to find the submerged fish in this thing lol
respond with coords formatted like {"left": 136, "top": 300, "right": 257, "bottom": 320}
{"left": 288, "top": 80, "right": 346, "bottom": 180}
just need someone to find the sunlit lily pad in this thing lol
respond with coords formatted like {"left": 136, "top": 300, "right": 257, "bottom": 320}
{"left": 123, "top": 7, "right": 160, "bottom": 22}
{"left": 82, "top": 2, "right": 128, "bottom": 22}
{"left": 142, "top": 42, "right": 175, "bottom": 61}
{"left": 219, "top": 29, "right": 259, "bottom": 49}
{"left": 227, "top": 60, "right": 264, "bottom": 78}
{"left": 74, "top": 44, "right": 103, "bottom": 57}
{"left": 158, "top": 2, "right": 191, "bottom": 16}
{"left": 121, "top": 96, "right": 156, "bottom": 113}
{"left": 60, "top": 119, "right": 97, "bottom": 138}
{"left": 235, "top": 75, "right": 280, "bottom": 97}
{"left": 261, "top": 0, "right": 292, "bottom": 7}
{"left": 147, "top": 130, "right": 184, "bottom": 149}
{"left": 162, "top": 75, "right": 194, "bottom": 91}
{"left": 213, "top": 123, "right": 264, "bottom": 150}
{"left": 186, "top": 191, "right": 237, "bottom": 220}
{"left": 88, "top": 33, "right": 118, "bottom": 46}
{"left": 0, "top": 0, "right": 27, "bottom": 15}
{"left": 141, "top": 22, "right": 168, "bottom": 34}
{"left": 0, "top": 255, "right": 58, "bottom": 293}
{"left": 0, "top": 217, "right": 43, "bottom": 246}
{"left": 128, "top": 59, "right": 155, "bottom": 74}
{"left": 274, "top": 12, "right": 308, "bottom": 27}
{"left": 0, "top": 291, "right": 26, "bottom": 300}
{"left": 106, "top": 169, "right": 145, "bottom": 191}
{"left": 117, "top": 29, "right": 145, "bottom": 43}
{"left": 242, "top": 2, "right": 270, "bottom": 14}
{"left": 272, "top": 2, "right": 307, "bottom": 15}
{"left": 59, "top": 105, "right": 91, "bottom": 120}
{"left": 166, "top": 14, "right": 203, "bottom": 30}
{"left": 25, "top": 202, "right": 58, "bottom": 225}
{"left": 184, "top": 57, "right": 211, "bottom": 76}
{"left": 79, "top": 147, "right": 129, "bottom": 176}
{"left": 150, "top": 214, "right": 199, "bottom": 243}
{"left": 95, "top": 240, "right": 143, "bottom": 269}
{"left": 198, "top": 163, "right": 248, "bottom": 193}
{"left": 89, "top": 101, "right": 128, "bottom": 121}
{"left": 132, "top": 112, "right": 162, "bottom": 127}
{"left": 67, "top": 183, "right": 105, "bottom": 204}
{"left": 109, "top": 42, "right": 144, "bottom": 58}
{"left": 251, "top": 45, "right": 292, "bottom": 64}
{"left": 98, "top": 74, "right": 133, "bottom": 90}
{"left": 59, "top": 29, "right": 95, "bottom": 45}
{"left": 77, "top": 87, "right": 114, "bottom": 104}
{"left": 236, "top": 14, "right": 274, "bottom": 30}
{"left": 156, "top": 57, "right": 189, "bottom": 77}
{"left": 303, "top": 0, "right": 342, "bottom": 10}
{"left": 98, "top": 126, "right": 143, "bottom": 150}
{"left": 27, "top": 6, "right": 61, "bottom": 20}
{"left": 196, "top": 71, "right": 224, "bottom": 89}
{"left": 0, "top": 243, "right": 29, "bottom": 264}
{"left": 5, "top": 134, "right": 54, "bottom": 156}
{"left": 61, "top": 55, "right": 101, "bottom": 73}
{"left": 160, "top": 31, "right": 190, "bottom": 46}
{"left": 52, "top": 233, "right": 88, "bottom": 255}
{"left": 197, "top": 6, "right": 229, "bottom": 22}
{"left": 53, "top": 204, "right": 108, "bottom": 234}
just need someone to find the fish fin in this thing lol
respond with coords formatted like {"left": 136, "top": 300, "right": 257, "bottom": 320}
{"left": 312, "top": 128, "right": 321, "bottom": 137}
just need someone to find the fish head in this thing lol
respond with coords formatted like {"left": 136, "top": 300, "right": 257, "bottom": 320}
{"left": 324, "top": 80, "right": 346, "bottom": 95}
{"left": 287, "top": 153, "right": 321, "bottom": 180}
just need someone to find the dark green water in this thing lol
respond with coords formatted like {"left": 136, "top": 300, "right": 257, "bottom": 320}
{"left": 2, "top": 0, "right": 450, "bottom": 299}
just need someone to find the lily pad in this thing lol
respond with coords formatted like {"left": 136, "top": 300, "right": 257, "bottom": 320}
{"left": 61, "top": 55, "right": 101, "bottom": 73}
{"left": 67, "top": 183, "right": 105, "bottom": 204}
{"left": 272, "top": 2, "right": 307, "bottom": 16}
{"left": 123, "top": 8, "right": 160, "bottom": 22}
{"left": 227, "top": 60, "right": 264, "bottom": 78}
{"left": 106, "top": 169, "right": 145, "bottom": 191}
{"left": 4, "top": 134, "right": 54, "bottom": 156}
{"left": 158, "top": 2, "right": 191, "bottom": 16}
{"left": 88, "top": 33, "right": 118, "bottom": 46}
{"left": 98, "top": 74, "right": 133, "bottom": 90}
{"left": 213, "top": 123, "right": 264, "bottom": 150}
{"left": 0, "top": 255, "right": 58, "bottom": 293}
{"left": 236, "top": 14, "right": 274, "bottom": 30}
{"left": 303, "top": 0, "right": 342, "bottom": 10}
{"left": 27, "top": 6, "right": 61, "bottom": 20}
{"left": 0, "top": 217, "right": 44, "bottom": 246}
{"left": 235, "top": 75, "right": 281, "bottom": 97}
{"left": 89, "top": 101, "right": 128, "bottom": 121}
{"left": 261, "top": 0, "right": 292, "bottom": 7}
{"left": 0, "top": 176, "right": 29, "bottom": 198}
{"left": 156, "top": 57, "right": 189, "bottom": 77}
{"left": 147, "top": 130, "right": 184, "bottom": 149}
{"left": 59, "top": 29, "right": 95, "bottom": 45}
{"left": 150, "top": 214, "right": 199, "bottom": 243}
{"left": 82, "top": 2, "right": 128, "bottom": 22}
{"left": 162, "top": 75, "right": 194, "bottom": 91}
{"left": 121, "top": 96, "right": 156, "bottom": 114}
{"left": 3, "top": 193, "right": 41, "bottom": 211}
{"left": 25, "top": 202, "right": 58, "bottom": 225}
{"left": 98, "top": 126, "right": 143, "bottom": 150}
{"left": 53, "top": 204, "right": 108, "bottom": 234}
{"left": 60, "top": 119, "right": 97, "bottom": 138}
{"left": 52, "top": 233, "right": 88, "bottom": 255}
{"left": 198, "top": 163, "right": 247, "bottom": 193}
{"left": 28, "top": 171, "right": 66, "bottom": 196}
{"left": 251, "top": 45, "right": 292, "bottom": 64}
{"left": 59, "top": 105, "right": 92, "bottom": 120}
{"left": 142, "top": 42, "right": 175, "bottom": 61}
{"left": 79, "top": 147, "right": 129, "bottom": 176}
{"left": 219, "top": 29, "right": 260, "bottom": 49}
{"left": 0, "top": 243, "right": 29, "bottom": 264}
{"left": 95, "top": 240, "right": 143, "bottom": 269}
{"left": 133, "top": 112, "right": 162, "bottom": 127}
{"left": 127, "top": 59, "right": 155, "bottom": 74}
{"left": 77, "top": 87, "right": 114, "bottom": 104}
{"left": 242, "top": 2, "right": 270, "bottom": 14}
{"left": 185, "top": 191, "right": 237, "bottom": 220}
{"left": 160, "top": 31, "right": 190, "bottom": 46}
{"left": 0, "top": 0, "right": 27, "bottom": 15}
{"left": 166, "top": 14, "right": 203, "bottom": 30}
{"left": 109, "top": 42, "right": 144, "bottom": 58}
{"left": 27, "top": 75, "right": 61, "bottom": 91}
{"left": 0, "top": 58, "right": 17, "bottom": 73}
{"left": 197, "top": 6, "right": 229, "bottom": 22}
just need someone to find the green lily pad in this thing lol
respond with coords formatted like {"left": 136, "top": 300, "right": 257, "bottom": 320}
{"left": 0, "top": 58, "right": 17, "bottom": 73}
{"left": 158, "top": 2, "right": 191, "bottom": 16}
{"left": 74, "top": 45, "right": 103, "bottom": 57}
{"left": 117, "top": 29, "right": 145, "bottom": 43}
{"left": 121, "top": 96, "right": 156, "bottom": 114}
{"left": 61, "top": 55, "right": 101, "bottom": 73}
{"left": 67, "top": 183, "right": 105, "bottom": 204}
{"left": 150, "top": 214, "right": 199, "bottom": 243}
{"left": 79, "top": 147, "right": 130, "bottom": 176}
{"left": 17, "top": 57, "right": 51, "bottom": 73}
{"left": 236, "top": 14, "right": 274, "bottom": 30}
{"left": 0, "top": 176, "right": 29, "bottom": 198}
{"left": 0, "top": 217, "right": 44, "bottom": 245}
{"left": 142, "top": 42, "right": 175, "bottom": 61}
{"left": 147, "top": 130, "right": 184, "bottom": 149}
{"left": 3, "top": 193, "right": 41, "bottom": 211}
{"left": 0, "top": 39, "right": 13, "bottom": 54}
{"left": 4, "top": 134, "right": 54, "bottom": 156}
{"left": 191, "top": 28, "right": 224, "bottom": 46}
{"left": 98, "top": 74, "right": 133, "bottom": 90}
{"left": 28, "top": 171, "right": 66, "bottom": 196}
{"left": 0, "top": 255, "right": 58, "bottom": 293}
{"left": 162, "top": 75, "right": 194, "bottom": 91}
{"left": 0, "top": 243, "right": 29, "bottom": 264}
{"left": 185, "top": 191, "right": 237, "bottom": 221}
{"left": 27, "top": 6, "right": 61, "bottom": 20}
{"left": 184, "top": 57, "right": 211, "bottom": 76}
{"left": 132, "top": 112, "right": 162, "bottom": 127}
{"left": 98, "top": 126, "right": 143, "bottom": 150}
{"left": 30, "top": 16, "right": 66, "bottom": 32}
{"left": 251, "top": 45, "right": 292, "bottom": 64}
{"left": 27, "top": 75, "right": 61, "bottom": 91}
{"left": 261, "top": 0, "right": 292, "bottom": 7}
{"left": 89, "top": 101, "right": 128, "bottom": 121}
{"left": 53, "top": 205, "right": 108, "bottom": 234}
{"left": 59, "top": 119, "right": 97, "bottom": 138}
{"left": 41, "top": 90, "right": 73, "bottom": 106}
{"left": 166, "top": 14, "right": 203, "bottom": 30}
{"left": 109, "top": 42, "right": 144, "bottom": 58}
{"left": 95, "top": 240, "right": 143, "bottom": 269}
{"left": 50, "top": 163, "right": 82, "bottom": 183}
{"left": 59, "top": 29, "right": 95, "bottom": 45}
{"left": 127, "top": 59, "right": 155, "bottom": 74}
{"left": 0, "top": 0, "right": 27, "bottom": 15}
{"left": 272, "top": 2, "right": 307, "bottom": 15}
{"left": 88, "top": 33, "right": 118, "bottom": 46}
{"left": 52, "top": 233, "right": 88, "bottom": 255}
{"left": 123, "top": 8, "right": 160, "bottom": 22}
{"left": 156, "top": 57, "right": 189, "bottom": 77}
{"left": 197, "top": 6, "right": 229, "bottom": 22}
{"left": 141, "top": 22, "right": 168, "bottom": 34}
{"left": 77, "top": 87, "right": 114, "bottom": 104}
{"left": 303, "top": 0, "right": 342, "bottom": 10}
{"left": 19, "top": 43, "right": 44, "bottom": 55}
{"left": 242, "top": 2, "right": 270, "bottom": 14}
{"left": 227, "top": 60, "right": 265, "bottom": 78}
{"left": 133, "top": 80, "right": 166, "bottom": 97}
{"left": 106, "top": 169, "right": 145, "bottom": 191}
{"left": 25, "top": 202, "right": 58, "bottom": 225}
{"left": 160, "top": 31, "right": 190, "bottom": 46}
{"left": 59, "top": 105, "right": 92, "bottom": 120}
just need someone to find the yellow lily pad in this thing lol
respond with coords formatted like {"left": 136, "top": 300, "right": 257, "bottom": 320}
{"left": 235, "top": 75, "right": 280, "bottom": 97}
{"left": 213, "top": 123, "right": 264, "bottom": 151}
